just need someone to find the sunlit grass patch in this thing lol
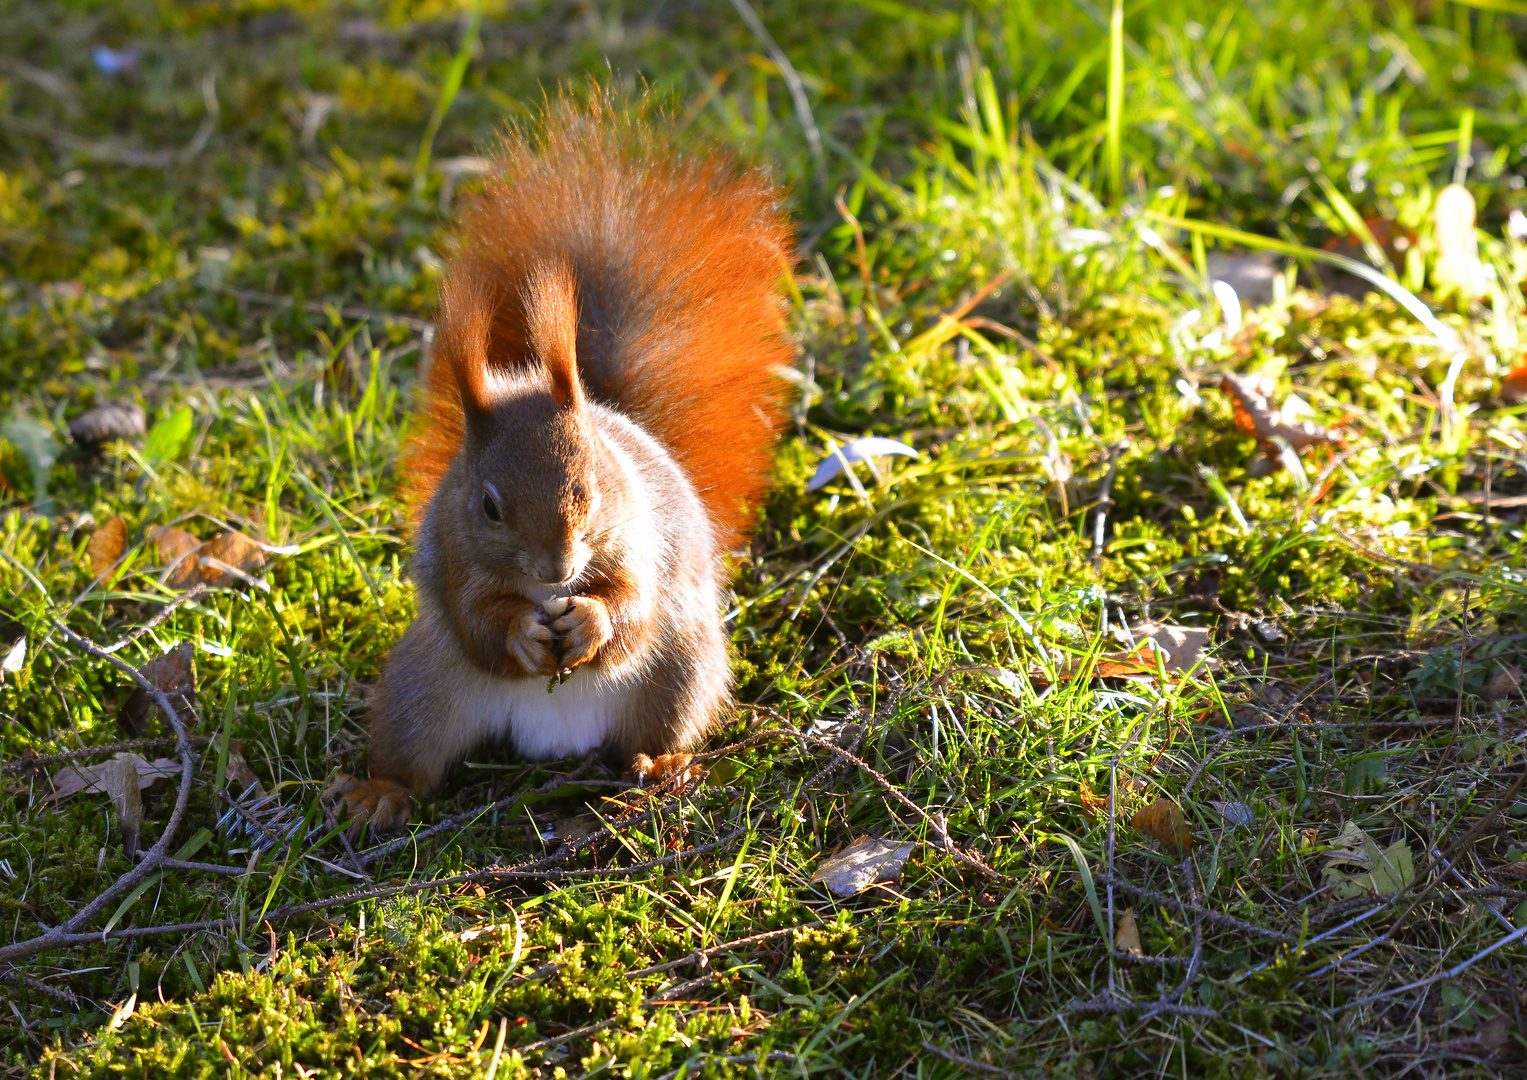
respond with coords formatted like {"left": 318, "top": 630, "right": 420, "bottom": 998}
{"left": 4, "top": 0, "right": 1527, "bottom": 1077}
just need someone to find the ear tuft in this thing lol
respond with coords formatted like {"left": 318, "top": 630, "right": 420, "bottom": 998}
{"left": 524, "top": 263, "right": 582, "bottom": 410}
{"left": 438, "top": 265, "right": 501, "bottom": 422}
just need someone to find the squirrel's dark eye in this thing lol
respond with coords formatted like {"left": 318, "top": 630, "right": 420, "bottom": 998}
{"left": 482, "top": 492, "right": 501, "bottom": 522}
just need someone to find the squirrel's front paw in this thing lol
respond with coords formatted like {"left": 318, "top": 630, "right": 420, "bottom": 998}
{"left": 508, "top": 607, "right": 559, "bottom": 675}
{"left": 551, "top": 595, "right": 614, "bottom": 668}
{"left": 327, "top": 774, "right": 413, "bottom": 834}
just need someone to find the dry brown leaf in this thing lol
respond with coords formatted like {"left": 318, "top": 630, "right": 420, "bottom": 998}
{"left": 194, "top": 530, "right": 268, "bottom": 587}
{"left": 1039, "top": 647, "right": 1153, "bottom": 682}
{"left": 532, "top": 811, "right": 602, "bottom": 846}
{"left": 811, "top": 835, "right": 915, "bottom": 897}
{"left": 1218, "top": 372, "right": 1340, "bottom": 475}
{"left": 105, "top": 993, "right": 138, "bottom": 1033}
{"left": 1131, "top": 798, "right": 1195, "bottom": 855}
{"left": 45, "top": 752, "right": 178, "bottom": 803}
{"left": 117, "top": 643, "right": 197, "bottom": 735}
{"left": 1114, "top": 908, "right": 1144, "bottom": 958}
{"left": 1041, "top": 623, "right": 1215, "bottom": 685}
{"left": 1124, "top": 622, "right": 1215, "bottom": 674}
{"left": 0, "top": 634, "right": 24, "bottom": 685}
{"left": 101, "top": 754, "right": 145, "bottom": 858}
{"left": 458, "top": 924, "right": 512, "bottom": 944}
{"left": 1474, "top": 1012, "right": 1516, "bottom": 1058}
{"left": 159, "top": 528, "right": 268, "bottom": 590}
{"left": 1502, "top": 359, "right": 1527, "bottom": 406}
{"left": 1486, "top": 666, "right": 1522, "bottom": 702}
{"left": 151, "top": 525, "right": 201, "bottom": 565}
{"left": 223, "top": 742, "right": 264, "bottom": 798}
{"left": 1078, "top": 778, "right": 1107, "bottom": 823}
{"left": 86, "top": 517, "right": 128, "bottom": 578}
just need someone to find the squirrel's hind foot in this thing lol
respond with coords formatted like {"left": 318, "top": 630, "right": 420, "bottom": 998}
{"left": 327, "top": 774, "right": 414, "bottom": 834}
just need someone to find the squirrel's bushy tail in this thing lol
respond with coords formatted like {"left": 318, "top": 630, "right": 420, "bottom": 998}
{"left": 405, "top": 97, "right": 794, "bottom": 549}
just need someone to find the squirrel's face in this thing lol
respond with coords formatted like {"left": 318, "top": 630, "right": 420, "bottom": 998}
{"left": 463, "top": 391, "right": 614, "bottom": 586}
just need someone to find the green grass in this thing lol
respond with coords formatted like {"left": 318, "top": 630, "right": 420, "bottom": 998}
{"left": 3, "top": 0, "right": 1527, "bottom": 1076}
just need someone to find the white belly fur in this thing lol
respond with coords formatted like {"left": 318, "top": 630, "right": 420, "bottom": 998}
{"left": 456, "top": 661, "right": 633, "bottom": 760}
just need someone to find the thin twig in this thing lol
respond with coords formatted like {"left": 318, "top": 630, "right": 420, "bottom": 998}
{"left": 919, "top": 1043, "right": 1013, "bottom": 1076}
{"left": 153, "top": 858, "right": 250, "bottom": 876}
{"left": 0, "top": 966, "right": 79, "bottom": 1006}
{"left": 626, "top": 923, "right": 821, "bottom": 979}
{"left": 511, "top": 971, "right": 724, "bottom": 1056}
{"left": 2, "top": 736, "right": 209, "bottom": 776}
{"left": 653, "top": 1052, "right": 798, "bottom": 1080}
{"left": 1345, "top": 922, "right": 1527, "bottom": 1010}
{"left": 0, "top": 590, "right": 199, "bottom": 967}
{"left": 96, "top": 585, "right": 211, "bottom": 654}
{"left": 742, "top": 728, "right": 1009, "bottom": 881}
{"left": 11, "top": 822, "right": 758, "bottom": 950}
{"left": 1096, "top": 873, "right": 1293, "bottom": 941}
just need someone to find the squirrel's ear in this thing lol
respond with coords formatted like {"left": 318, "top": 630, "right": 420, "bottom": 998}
{"left": 524, "top": 264, "right": 583, "bottom": 411}
{"left": 439, "top": 268, "right": 501, "bottom": 424}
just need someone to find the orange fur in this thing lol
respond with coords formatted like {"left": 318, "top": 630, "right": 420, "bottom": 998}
{"left": 402, "top": 100, "right": 793, "bottom": 549}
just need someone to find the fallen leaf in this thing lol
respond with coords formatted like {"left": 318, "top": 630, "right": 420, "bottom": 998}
{"left": 1120, "top": 622, "right": 1215, "bottom": 674}
{"left": 0, "top": 634, "right": 24, "bottom": 684}
{"left": 1502, "top": 359, "right": 1527, "bottom": 406}
{"left": 86, "top": 516, "right": 128, "bottom": 578}
{"left": 1208, "top": 801, "right": 1256, "bottom": 828}
{"left": 1207, "top": 251, "right": 1282, "bottom": 310}
{"left": 151, "top": 525, "right": 201, "bottom": 566}
{"left": 101, "top": 754, "right": 144, "bottom": 858}
{"left": 193, "top": 530, "right": 268, "bottom": 588}
{"left": 982, "top": 667, "right": 1026, "bottom": 696}
{"left": 1078, "top": 778, "right": 1107, "bottom": 823}
{"left": 806, "top": 437, "right": 920, "bottom": 492}
{"left": 2, "top": 413, "right": 62, "bottom": 516}
{"left": 458, "top": 924, "right": 511, "bottom": 944}
{"left": 1475, "top": 1012, "right": 1515, "bottom": 1057}
{"left": 533, "top": 811, "right": 602, "bottom": 846}
{"left": 1131, "top": 798, "right": 1195, "bottom": 855}
{"left": 45, "top": 752, "right": 179, "bottom": 802}
{"left": 105, "top": 993, "right": 137, "bottom": 1033}
{"left": 1218, "top": 372, "right": 1340, "bottom": 476}
{"left": 629, "top": 752, "right": 697, "bottom": 788}
{"left": 1486, "top": 666, "right": 1522, "bottom": 702}
{"left": 117, "top": 643, "right": 197, "bottom": 735}
{"left": 1041, "top": 623, "right": 1215, "bottom": 684}
{"left": 141, "top": 406, "right": 195, "bottom": 468}
{"left": 811, "top": 836, "right": 915, "bottom": 897}
{"left": 69, "top": 401, "right": 146, "bottom": 449}
{"left": 1114, "top": 908, "right": 1144, "bottom": 958}
{"left": 1433, "top": 184, "right": 1485, "bottom": 301}
{"left": 1322, "top": 821, "right": 1415, "bottom": 899}
{"left": 156, "top": 528, "right": 269, "bottom": 590}
{"left": 223, "top": 743, "right": 264, "bottom": 798}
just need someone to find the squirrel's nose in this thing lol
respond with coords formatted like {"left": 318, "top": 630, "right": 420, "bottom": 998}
{"left": 533, "top": 539, "right": 588, "bottom": 584}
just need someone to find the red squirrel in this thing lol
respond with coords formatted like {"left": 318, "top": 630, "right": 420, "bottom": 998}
{"left": 335, "top": 101, "right": 793, "bottom": 830}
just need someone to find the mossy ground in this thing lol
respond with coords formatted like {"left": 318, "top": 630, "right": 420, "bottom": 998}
{"left": 3, "top": 1, "right": 1527, "bottom": 1076}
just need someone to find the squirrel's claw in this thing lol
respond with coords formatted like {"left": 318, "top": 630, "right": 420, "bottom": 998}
{"left": 551, "top": 595, "right": 614, "bottom": 668}
{"left": 326, "top": 774, "right": 414, "bottom": 835}
{"left": 509, "top": 608, "right": 560, "bottom": 675}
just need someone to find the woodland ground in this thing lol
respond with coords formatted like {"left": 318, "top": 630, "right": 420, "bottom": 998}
{"left": 2, "top": 0, "right": 1527, "bottom": 1076}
